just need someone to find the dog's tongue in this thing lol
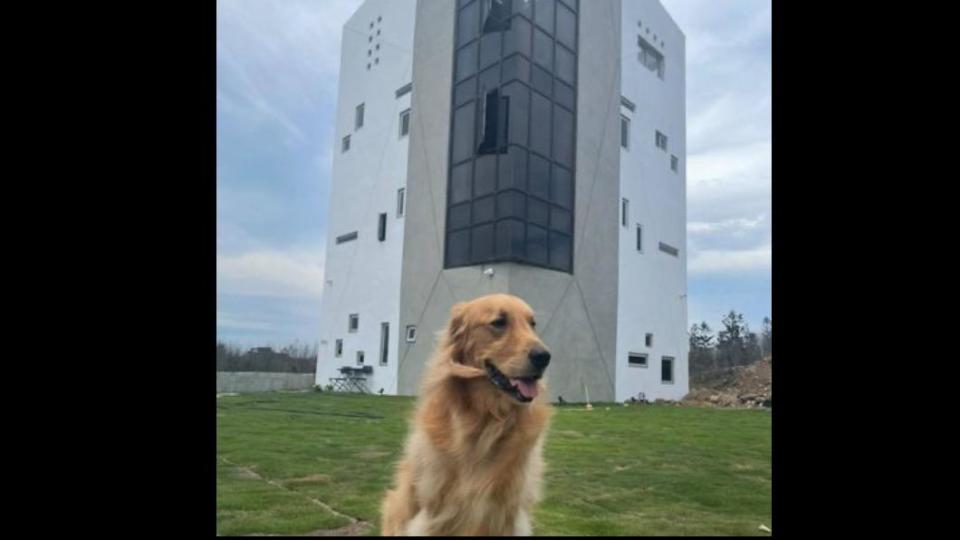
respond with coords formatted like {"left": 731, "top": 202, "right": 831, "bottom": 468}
{"left": 511, "top": 378, "right": 539, "bottom": 399}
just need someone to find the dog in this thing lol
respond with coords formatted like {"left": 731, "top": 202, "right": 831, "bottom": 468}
{"left": 380, "top": 293, "right": 553, "bottom": 536}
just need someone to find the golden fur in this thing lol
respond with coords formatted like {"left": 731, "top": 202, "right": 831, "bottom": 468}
{"left": 380, "top": 294, "right": 554, "bottom": 536}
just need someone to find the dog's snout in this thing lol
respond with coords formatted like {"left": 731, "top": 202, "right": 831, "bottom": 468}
{"left": 529, "top": 347, "right": 551, "bottom": 370}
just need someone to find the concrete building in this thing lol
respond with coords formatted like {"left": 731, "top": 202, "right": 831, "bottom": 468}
{"left": 316, "top": 0, "right": 688, "bottom": 402}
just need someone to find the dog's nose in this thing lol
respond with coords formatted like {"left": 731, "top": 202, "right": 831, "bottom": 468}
{"left": 529, "top": 347, "right": 551, "bottom": 370}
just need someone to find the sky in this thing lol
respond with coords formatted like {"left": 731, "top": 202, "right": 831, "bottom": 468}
{"left": 216, "top": 0, "right": 771, "bottom": 350}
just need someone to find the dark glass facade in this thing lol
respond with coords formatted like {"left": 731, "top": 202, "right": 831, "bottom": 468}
{"left": 445, "top": 0, "right": 578, "bottom": 273}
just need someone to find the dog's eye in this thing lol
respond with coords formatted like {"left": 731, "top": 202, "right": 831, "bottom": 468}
{"left": 530, "top": 320, "right": 536, "bottom": 329}
{"left": 491, "top": 316, "right": 507, "bottom": 329}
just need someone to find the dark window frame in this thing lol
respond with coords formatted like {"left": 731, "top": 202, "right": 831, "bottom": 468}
{"left": 342, "top": 135, "right": 350, "bottom": 153}
{"left": 661, "top": 356, "right": 675, "bottom": 383}
{"left": 397, "top": 188, "right": 405, "bottom": 217}
{"left": 400, "top": 108, "right": 411, "bottom": 137}
{"left": 378, "top": 213, "right": 387, "bottom": 241}
{"left": 355, "top": 103, "right": 365, "bottom": 130}
{"left": 348, "top": 313, "right": 359, "bottom": 333}
{"left": 336, "top": 231, "right": 358, "bottom": 244}
{"left": 335, "top": 339, "right": 343, "bottom": 357}
{"left": 379, "top": 322, "right": 389, "bottom": 366}
{"left": 628, "top": 352, "right": 648, "bottom": 367}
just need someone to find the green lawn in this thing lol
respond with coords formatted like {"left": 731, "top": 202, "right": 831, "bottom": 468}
{"left": 217, "top": 392, "right": 771, "bottom": 536}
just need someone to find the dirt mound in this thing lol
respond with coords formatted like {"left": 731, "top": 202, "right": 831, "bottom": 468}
{"left": 683, "top": 357, "right": 772, "bottom": 409}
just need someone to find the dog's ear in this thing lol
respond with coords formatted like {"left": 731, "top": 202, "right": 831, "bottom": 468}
{"left": 446, "top": 302, "right": 469, "bottom": 364}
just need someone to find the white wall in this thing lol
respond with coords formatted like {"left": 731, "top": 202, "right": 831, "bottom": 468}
{"left": 615, "top": 0, "right": 689, "bottom": 402}
{"left": 315, "top": 0, "right": 417, "bottom": 395}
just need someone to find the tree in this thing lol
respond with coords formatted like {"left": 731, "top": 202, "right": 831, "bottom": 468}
{"left": 717, "top": 310, "right": 756, "bottom": 368}
{"left": 761, "top": 317, "right": 772, "bottom": 357}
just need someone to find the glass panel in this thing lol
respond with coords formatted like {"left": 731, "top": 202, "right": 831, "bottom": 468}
{"left": 512, "top": 0, "right": 533, "bottom": 17}
{"left": 556, "top": 44, "right": 575, "bottom": 83}
{"left": 533, "top": 28, "right": 553, "bottom": 69}
{"left": 529, "top": 91, "right": 551, "bottom": 157}
{"left": 449, "top": 202, "right": 471, "bottom": 230}
{"left": 553, "top": 104, "right": 574, "bottom": 167}
{"left": 497, "top": 189, "right": 526, "bottom": 219}
{"left": 534, "top": 0, "right": 555, "bottom": 34}
{"left": 528, "top": 197, "right": 548, "bottom": 227}
{"left": 479, "top": 32, "right": 501, "bottom": 69}
{"left": 498, "top": 145, "right": 527, "bottom": 190}
{"left": 454, "top": 77, "right": 475, "bottom": 107}
{"left": 502, "top": 54, "right": 530, "bottom": 84}
{"left": 472, "top": 223, "right": 495, "bottom": 260}
{"left": 478, "top": 64, "right": 500, "bottom": 95}
{"left": 474, "top": 154, "right": 497, "bottom": 196}
{"left": 473, "top": 195, "right": 496, "bottom": 224}
{"left": 447, "top": 229, "right": 471, "bottom": 266}
{"left": 531, "top": 64, "right": 552, "bottom": 97}
{"left": 529, "top": 153, "right": 550, "bottom": 200}
{"left": 450, "top": 161, "right": 473, "bottom": 204}
{"left": 551, "top": 164, "right": 572, "bottom": 208}
{"left": 456, "top": 42, "right": 478, "bottom": 82}
{"left": 496, "top": 218, "right": 526, "bottom": 258}
{"left": 504, "top": 16, "right": 531, "bottom": 57}
{"left": 556, "top": 4, "right": 576, "bottom": 50}
{"left": 527, "top": 224, "right": 548, "bottom": 265}
{"left": 550, "top": 206, "right": 571, "bottom": 233}
{"left": 554, "top": 79, "right": 574, "bottom": 110}
{"left": 549, "top": 231, "right": 571, "bottom": 269}
{"left": 458, "top": 1, "right": 479, "bottom": 46}
{"left": 451, "top": 103, "right": 476, "bottom": 163}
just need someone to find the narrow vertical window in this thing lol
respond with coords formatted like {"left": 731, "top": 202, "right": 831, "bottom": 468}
{"left": 348, "top": 313, "right": 359, "bottom": 332}
{"left": 399, "top": 108, "right": 411, "bottom": 137}
{"left": 646, "top": 333, "right": 654, "bottom": 347}
{"left": 622, "top": 198, "right": 629, "bottom": 227}
{"left": 356, "top": 350, "right": 365, "bottom": 366}
{"left": 380, "top": 323, "right": 390, "bottom": 365}
{"left": 378, "top": 213, "right": 387, "bottom": 241}
{"left": 355, "top": 103, "right": 365, "bottom": 129}
{"left": 621, "top": 115, "right": 630, "bottom": 149}
{"left": 671, "top": 154, "right": 678, "bottom": 172}
{"left": 397, "top": 188, "right": 405, "bottom": 217}
{"left": 661, "top": 356, "right": 674, "bottom": 383}
{"left": 335, "top": 339, "right": 343, "bottom": 357}
{"left": 478, "top": 89, "right": 508, "bottom": 154}
{"left": 342, "top": 135, "right": 350, "bottom": 153}
{"left": 636, "top": 224, "right": 643, "bottom": 252}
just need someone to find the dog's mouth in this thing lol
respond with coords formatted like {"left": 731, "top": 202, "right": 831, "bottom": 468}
{"left": 484, "top": 361, "right": 540, "bottom": 403}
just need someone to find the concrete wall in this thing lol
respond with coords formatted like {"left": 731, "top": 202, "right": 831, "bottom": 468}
{"left": 217, "top": 372, "right": 316, "bottom": 394}
{"left": 615, "top": 0, "right": 688, "bottom": 401}
{"left": 315, "top": 0, "right": 417, "bottom": 396}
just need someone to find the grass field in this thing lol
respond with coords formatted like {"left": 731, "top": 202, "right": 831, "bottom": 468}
{"left": 217, "top": 392, "right": 771, "bottom": 536}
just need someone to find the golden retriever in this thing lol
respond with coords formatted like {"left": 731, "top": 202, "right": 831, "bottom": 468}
{"left": 380, "top": 293, "right": 554, "bottom": 536}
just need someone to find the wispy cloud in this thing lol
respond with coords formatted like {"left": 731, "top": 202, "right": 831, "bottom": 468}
{"left": 217, "top": 249, "right": 325, "bottom": 299}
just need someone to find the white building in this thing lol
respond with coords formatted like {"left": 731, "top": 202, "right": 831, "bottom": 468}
{"left": 316, "top": 0, "right": 687, "bottom": 402}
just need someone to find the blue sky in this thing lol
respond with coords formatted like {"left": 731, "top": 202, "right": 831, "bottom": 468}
{"left": 216, "top": 0, "right": 771, "bottom": 349}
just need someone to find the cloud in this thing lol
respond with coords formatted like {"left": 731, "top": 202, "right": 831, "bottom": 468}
{"left": 688, "top": 244, "right": 771, "bottom": 276}
{"left": 217, "top": 249, "right": 326, "bottom": 299}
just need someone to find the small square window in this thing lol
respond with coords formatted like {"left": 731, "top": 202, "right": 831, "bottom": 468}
{"left": 348, "top": 314, "right": 359, "bottom": 332}
{"left": 406, "top": 325, "right": 417, "bottom": 343}
{"left": 356, "top": 350, "right": 365, "bottom": 365}
{"left": 628, "top": 353, "right": 648, "bottom": 367}
{"left": 661, "top": 356, "right": 674, "bottom": 383}
{"left": 342, "top": 135, "right": 350, "bottom": 152}
{"left": 400, "top": 109, "right": 411, "bottom": 137}
{"left": 397, "top": 188, "right": 405, "bottom": 217}
{"left": 355, "top": 103, "right": 364, "bottom": 130}
{"left": 335, "top": 339, "right": 343, "bottom": 357}
{"left": 645, "top": 333, "right": 653, "bottom": 347}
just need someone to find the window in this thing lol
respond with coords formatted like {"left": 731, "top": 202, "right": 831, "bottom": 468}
{"left": 636, "top": 224, "right": 643, "bottom": 252}
{"left": 671, "top": 154, "right": 678, "bottom": 172}
{"left": 378, "top": 213, "right": 387, "bottom": 241}
{"left": 659, "top": 242, "right": 679, "bottom": 257}
{"left": 380, "top": 323, "right": 389, "bottom": 366}
{"left": 400, "top": 109, "right": 411, "bottom": 137}
{"left": 355, "top": 103, "right": 364, "bottom": 129}
{"left": 406, "top": 325, "right": 417, "bottom": 343}
{"left": 336, "top": 231, "right": 358, "bottom": 244}
{"left": 478, "top": 89, "right": 509, "bottom": 154}
{"left": 628, "top": 352, "right": 648, "bottom": 367}
{"left": 356, "top": 350, "right": 365, "bottom": 366}
{"left": 656, "top": 130, "right": 668, "bottom": 151}
{"left": 481, "top": 0, "right": 512, "bottom": 33}
{"left": 397, "top": 188, "right": 405, "bottom": 217}
{"left": 622, "top": 198, "right": 629, "bottom": 227}
{"left": 638, "top": 36, "right": 664, "bottom": 79}
{"left": 621, "top": 115, "right": 630, "bottom": 149}
{"left": 661, "top": 356, "right": 674, "bottom": 383}
{"left": 348, "top": 314, "right": 359, "bottom": 332}
{"left": 335, "top": 339, "right": 343, "bottom": 357}
{"left": 645, "top": 333, "right": 653, "bottom": 347}
{"left": 620, "top": 96, "right": 636, "bottom": 112}
{"left": 395, "top": 83, "right": 412, "bottom": 98}
{"left": 342, "top": 135, "right": 350, "bottom": 152}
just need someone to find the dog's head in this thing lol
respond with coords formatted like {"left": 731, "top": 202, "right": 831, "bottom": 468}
{"left": 444, "top": 293, "right": 551, "bottom": 404}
